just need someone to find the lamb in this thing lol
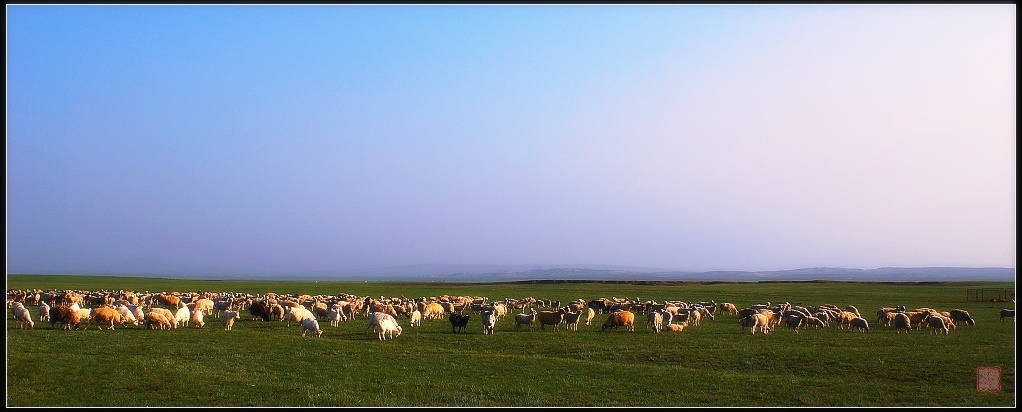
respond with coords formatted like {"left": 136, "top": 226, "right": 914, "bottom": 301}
{"left": 301, "top": 317, "right": 323, "bottom": 337}
{"left": 408, "top": 310, "right": 422, "bottom": 327}
{"left": 221, "top": 310, "right": 240, "bottom": 331}
{"left": 665, "top": 323, "right": 686, "bottom": 332}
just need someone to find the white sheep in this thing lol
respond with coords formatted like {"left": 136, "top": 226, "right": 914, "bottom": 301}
{"left": 114, "top": 304, "right": 139, "bottom": 326}
{"left": 301, "top": 317, "right": 323, "bottom": 337}
{"left": 191, "top": 309, "right": 206, "bottom": 328}
{"left": 221, "top": 310, "right": 240, "bottom": 331}
{"left": 174, "top": 305, "right": 191, "bottom": 328}
{"left": 326, "top": 307, "right": 343, "bottom": 327}
{"left": 409, "top": 310, "right": 422, "bottom": 327}
{"left": 376, "top": 315, "right": 402, "bottom": 340}
{"left": 12, "top": 302, "right": 34, "bottom": 329}
{"left": 286, "top": 306, "right": 315, "bottom": 327}
{"left": 38, "top": 301, "right": 51, "bottom": 322}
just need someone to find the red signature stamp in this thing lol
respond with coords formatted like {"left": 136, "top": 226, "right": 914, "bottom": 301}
{"left": 977, "top": 366, "right": 1001, "bottom": 392}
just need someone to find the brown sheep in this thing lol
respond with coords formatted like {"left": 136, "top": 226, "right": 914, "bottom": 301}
{"left": 89, "top": 307, "right": 123, "bottom": 330}
{"left": 537, "top": 308, "right": 567, "bottom": 331}
{"left": 49, "top": 305, "right": 81, "bottom": 330}
{"left": 893, "top": 313, "right": 912, "bottom": 334}
{"left": 148, "top": 307, "right": 177, "bottom": 329}
{"left": 145, "top": 312, "right": 174, "bottom": 330}
{"left": 601, "top": 310, "right": 635, "bottom": 332}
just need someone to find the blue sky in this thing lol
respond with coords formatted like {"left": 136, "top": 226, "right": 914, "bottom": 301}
{"left": 6, "top": 4, "right": 1016, "bottom": 276}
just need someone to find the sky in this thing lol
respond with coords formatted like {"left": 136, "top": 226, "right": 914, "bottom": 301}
{"left": 6, "top": 4, "right": 1016, "bottom": 277}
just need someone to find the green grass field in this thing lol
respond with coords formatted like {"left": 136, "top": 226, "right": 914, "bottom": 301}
{"left": 5, "top": 275, "right": 1016, "bottom": 407}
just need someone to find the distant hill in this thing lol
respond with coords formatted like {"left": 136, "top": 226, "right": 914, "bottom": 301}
{"left": 295, "top": 265, "right": 1015, "bottom": 282}
{"left": 44, "top": 264, "right": 1015, "bottom": 282}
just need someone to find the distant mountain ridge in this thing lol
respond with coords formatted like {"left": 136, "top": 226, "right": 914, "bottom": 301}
{"left": 95, "top": 264, "right": 1016, "bottom": 282}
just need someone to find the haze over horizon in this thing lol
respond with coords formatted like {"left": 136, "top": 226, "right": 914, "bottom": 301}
{"left": 6, "top": 5, "right": 1016, "bottom": 278}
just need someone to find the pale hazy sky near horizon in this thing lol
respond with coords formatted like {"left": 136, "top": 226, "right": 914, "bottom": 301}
{"left": 6, "top": 4, "right": 1016, "bottom": 277}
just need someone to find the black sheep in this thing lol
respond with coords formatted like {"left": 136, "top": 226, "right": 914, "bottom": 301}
{"left": 449, "top": 313, "right": 470, "bottom": 333}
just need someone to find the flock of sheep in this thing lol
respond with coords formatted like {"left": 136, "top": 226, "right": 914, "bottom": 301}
{"left": 7, "top": 288, "right": 1014, "bottom": 339}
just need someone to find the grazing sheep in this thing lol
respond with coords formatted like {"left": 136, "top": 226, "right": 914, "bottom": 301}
{"left": 376, "top": 315, "right": 402, "bottom": 341}
{"left": 720, "top": 302, "right": 739, "bottom": 316}
{"left": 174, "top": 305, "right": 191, "bottom": 328}
{"left": 49, "top": 305, "right": 81, "bottom": 330}
{"left": 145, "top": 312, "right": 174, "bottom": 330}
{"left": 301, "top": 317, "right": 323, "bottom": 337}
{"left": 849, "top": 317, "right": 870, "bottom": 333}
{"left": 191, "top": 309, "right": 206, "bottom": 328}
{"left": 783, "top": 314, "right": 805, "bottom": 333}
{"left": 192, "top": 298, "right": 214, "bottom": 317}
{"left": 249, "top": 300, "right": 272, "bottom": 322}
{"left": 601, "top": 310, "right": 635, "bottom": 332}
{"left": 286, "top": 306, "right": 316, "bottom": 327}
{"left": 893, "top": 313, "right": 912, "bottom": 334}
{"left": 924, "top": 314, "right": 950, "bottom": 335}
{"left": 11, "top": 302, "right": 34, "bottom": 329}
{"left": 949, "top": 309, "right": 975, "bottom": 326}
{"left": 804, "top": 316, "right": 828, "bottom": 329}
{"left": 89, "top": 307, "right": 122, "bottom": 330}
{"left": 114, "top": 304, "right": 139, "bottom": 327}
{"left": 148, "top": 307, "right": 177, "bottom": 329}
{"left": 368, "top": 312, "right": 399, "bottom": 335}
{"left": 408, "top": 310, "right": 422, "bottom": 327}
{"left": 75, "top": 308, "right": 93, "bottom": 325}
{"left": 221, "top": 310, "right": 240, "bottom": 331}
{"left": 269, "top": 303, "right": 285, "bottom": 322}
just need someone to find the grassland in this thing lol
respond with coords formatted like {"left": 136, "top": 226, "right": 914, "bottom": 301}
{"left": 5, "top": 274, "right": 1016, "bottom": 407}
